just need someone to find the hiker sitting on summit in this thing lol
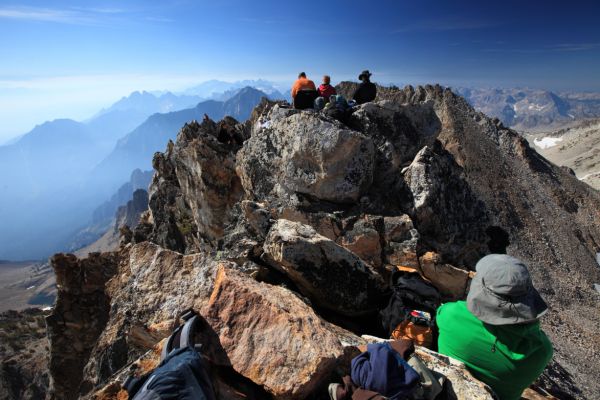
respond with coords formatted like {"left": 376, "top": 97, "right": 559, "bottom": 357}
{"left": 352, "top": 70, "right": 376, "bottom": 104}
{"left": 437, "top": 254, "right": 553, "bottom": 400}
{"left": 291, "top": 72, "right": 317, "bottom": 110}
{"left": 317, "top": 75, "right": 337, "bottom": 102}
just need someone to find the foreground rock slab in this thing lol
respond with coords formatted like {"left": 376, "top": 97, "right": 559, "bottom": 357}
{"left": 80, "top": 242, "right": 232, "bottom": 394}
{"left": 204, "top": 264, "right": 365, "bottom": 399}
{"left": 263, "top": 219, "right": 387, "bottom": 316}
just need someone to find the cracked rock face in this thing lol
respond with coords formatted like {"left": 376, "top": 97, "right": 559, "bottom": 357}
{"left": 403, "top": 142, "right": 490, "bottom": 266}
{"left": 80, "top": 242, "right": 230, "bottom": 392}
{"left": 46, "top": 252, "right": 119, "bottom": 400}
{"left": 148, "top": 119, "right": 243, "bottom": 253}
{"left": 237, "top": 106, "right": 375, "bottom": 204}
{"left": 204, "top": 264, "right": 364, "bottom": 399}
{"left": 263, "top": 219, "right": 387, "bottom": 316}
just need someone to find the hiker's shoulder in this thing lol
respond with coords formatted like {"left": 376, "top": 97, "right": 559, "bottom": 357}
{"left": 437, "top": 301, "right": 469, "bottom": 318}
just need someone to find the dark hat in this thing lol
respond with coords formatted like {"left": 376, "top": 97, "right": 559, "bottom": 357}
{"left": 358, "top": 70, "right": 372, "bottom": 80}
{"left": 467, "top": 254, "right": 548, "bottom": 325}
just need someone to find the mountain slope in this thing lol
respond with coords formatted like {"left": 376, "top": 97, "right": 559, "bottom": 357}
{"left": 0, "top": 119, "right": 103, "bottom": 260}
{"left": 0, "top": 90, "right": 208, "bottom": 260}
{"left": 66, "top": 169, "right": 153, "bottom": 252}
{"left": 529, "top": 118, "right": 600, "bottom": 190}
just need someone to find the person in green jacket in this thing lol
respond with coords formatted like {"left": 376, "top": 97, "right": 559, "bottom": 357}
{"left": 437, "top": 254, "right": 553, "bottom": 400}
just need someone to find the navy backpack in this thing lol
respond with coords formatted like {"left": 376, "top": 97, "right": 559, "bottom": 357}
{"left": 123, "top": 310, "right": 216, "bottom": 400}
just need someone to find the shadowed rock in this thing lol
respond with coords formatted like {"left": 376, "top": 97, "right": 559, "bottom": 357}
{"left": 263, "top": 219, "right": 386, "bottom": 316}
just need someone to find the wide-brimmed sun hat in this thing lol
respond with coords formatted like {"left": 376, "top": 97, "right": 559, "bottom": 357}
{"left": 467, "top": 254, "right": 548, "bottom": 325}
{"left": 358, "top": 70, "right": 372, "bottom": 80}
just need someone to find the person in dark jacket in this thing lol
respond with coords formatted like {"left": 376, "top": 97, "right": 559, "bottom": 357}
{"left": 352, "top": 70, "right": 376, "bottom": 104}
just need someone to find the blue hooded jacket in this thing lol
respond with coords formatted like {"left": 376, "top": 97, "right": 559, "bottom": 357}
{"left": 351, "top": 342, "right": 420, "bottom": 399}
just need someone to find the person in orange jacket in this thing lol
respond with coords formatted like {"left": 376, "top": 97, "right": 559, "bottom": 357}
{"left": 291, "top": 72, "right": 316, "bottom": 98}
{"left": 291, "top": 72, "right": 318, "bottom": 109}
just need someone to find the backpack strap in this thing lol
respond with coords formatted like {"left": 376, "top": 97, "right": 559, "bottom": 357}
{"left": 160, "top": 323, "right": 184, "bottom": 362}
{"left": 123, "top": 372, "right": 152, "bottom": 398}
{"left": 180, "top": 314, "right": 200, "bottom": 349}
{"left": 160, "top": 309, "right": 199, "bottom": 362}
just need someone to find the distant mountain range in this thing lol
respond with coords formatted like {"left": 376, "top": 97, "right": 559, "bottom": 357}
{"left": 92, "top": 91, "right": 203, "bottom": 119}
{"left": 91, "top": 86, "right": 272, "bottom": 191}
{"left": 457, "top": 88, "right": 600, "bottom": 131}
{"left": 0, "top": 84, "right": 274, "bottom": 260}
{"left": 182, "top": 79, "right": 287, "bottom": 99}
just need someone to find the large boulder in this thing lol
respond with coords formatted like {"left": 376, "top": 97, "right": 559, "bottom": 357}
{"left": 338, "top": 215, "right": 383, "bottom": 269}
{"left": 348, "top": 100, "right": 441, "bottom": 169}
{"left": 382, "top": 214, "right": 420, "bottom": 269}
{"left": 204, "top": 264, "right": 365, "bottom": 399}
{"left": 236, "top": 106, "right": 375, "bottom": 204}
{"left": 263, "top": 219, "right": 387, "bottom": 316}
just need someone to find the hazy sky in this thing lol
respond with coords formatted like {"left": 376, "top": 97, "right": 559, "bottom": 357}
{"left": 1, "top": 0, "right": 600, "bottom": 142}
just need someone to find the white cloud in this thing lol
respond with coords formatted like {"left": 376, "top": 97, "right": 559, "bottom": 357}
{"left": 0, "top": 6, "right": 102, "bottom": 25}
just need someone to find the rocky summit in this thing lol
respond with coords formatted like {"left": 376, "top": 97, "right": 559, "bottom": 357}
{"left": 42, "top": 84, "right": 600, "bottom": 399}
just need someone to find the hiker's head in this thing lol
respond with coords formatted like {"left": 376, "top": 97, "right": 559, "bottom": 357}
{"left": 298, "top": 72, "right": 307, "bottom": 79}
{"left": 358, "top": 70, "right": 372, "bottom": 82}
{"left": 322, "top": 75, "right": 331, "bottom": 85}
{"left": 467, "top": 254, "right": 548, "bottom": 326}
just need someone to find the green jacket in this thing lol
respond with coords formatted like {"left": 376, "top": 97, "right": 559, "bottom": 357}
{"left": 437, "top": 301, "right": 552, "bottom": 400}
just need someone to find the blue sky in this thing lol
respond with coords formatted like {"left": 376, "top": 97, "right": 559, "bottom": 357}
{"left": 1, "top": 0, "right": 600, "bottom": 141}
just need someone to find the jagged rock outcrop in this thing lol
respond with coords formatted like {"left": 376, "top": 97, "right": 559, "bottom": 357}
{"left": 43, "top": 83, "right": 600, "bottom": 399}
{"left": 403, "top": 143, "right": 490, "bottom": 266}
{"left": 76, "top": 188, "right": 150, "bottom": 256}
{"left": 114, "top": 189, "right": 148, "bottom": 234}
{"left": 79, "top": 242, "right": 230, "bottom": 393}
{"left": 147, "top": 119, "right": 244, "bottom": 253}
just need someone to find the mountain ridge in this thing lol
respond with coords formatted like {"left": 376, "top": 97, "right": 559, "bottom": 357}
{"left": 40, "top": 83, "right": 600, "bottom": 399}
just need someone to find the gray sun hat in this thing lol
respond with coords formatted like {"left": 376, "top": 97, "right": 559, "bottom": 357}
{"left": 467, "top": 254, "right": 548, "bottom": 325}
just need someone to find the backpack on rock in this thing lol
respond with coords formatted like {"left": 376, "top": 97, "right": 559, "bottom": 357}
{"left": 123, "top": 310, "right": 216, "bottom": 400}
{"left": 380, "top": 269, "right": 441, "bottom": 349}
